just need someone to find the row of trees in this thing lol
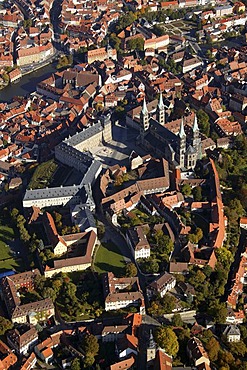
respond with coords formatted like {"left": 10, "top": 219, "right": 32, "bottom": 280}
{"left": 154, "top": 318, "right": 247, "bottom": 368}
{"left": 11, "top": 208, "right": 31, "bottom": 244}
{"left": 154, "top": 322, "right": 247, "bottom": 369}
{"left": 10, "top": 208, "right": 45, "bottom": 256}
{"left": 185, "top": 262, "right": 229, "bottom": 323}
{"left": 216, "top": 136, "right": 247, "bottom": 249}
{"left": 200, "top": 329, "right": 247, "bottom": 369}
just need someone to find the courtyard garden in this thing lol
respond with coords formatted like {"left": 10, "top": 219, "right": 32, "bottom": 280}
{"left": 94, "top": 242, "right": 126, "bottom": 277}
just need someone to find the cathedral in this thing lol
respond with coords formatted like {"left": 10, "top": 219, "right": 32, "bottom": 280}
{"left": 138, "top": 93, "right": 202, "bottom": 170}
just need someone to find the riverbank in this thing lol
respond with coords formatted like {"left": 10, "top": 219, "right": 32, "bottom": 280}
{"left": 0, "top": 62, "right": 58, "bottom": 103}
{"left": 21, "top": 59, "right": 54, "bottom": 77}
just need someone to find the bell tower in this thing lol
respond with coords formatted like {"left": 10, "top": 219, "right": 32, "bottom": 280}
{"left": 140, "top": 97, "right": 149, "bottom": 134}
{"left": 177, "top": 117, "right": 186, "bottom": 168}
{"left": 192, "top": 113, "right": 201, "bottom": 156}
{"left": 156, "top": 91, "right": 165, "bottom": 125}
{"left": 146, "top": 330, "right": 156, "bottom": 367}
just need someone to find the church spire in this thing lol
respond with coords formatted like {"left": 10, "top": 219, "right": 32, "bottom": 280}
{"left": 148, "top": 330, "right": 156, "bottom": 349}
{"left": 158, "top": 91, "right": 164, "bottom": 110}
{"left": 140, "top": 96, "right": 149, "bottom": 133}
{"left": 193, "top": 113, "right": 199, "bottom": 132}
{"left": 157, "top": 91, "right": 165, "bottom": 125}
{"left": 192, "top": 112, "right": 201, "bottom": 165}
{"left": 179, "top": 117, "right": 186, "bottom": 138}
{"left": 142, "top": 96, "right": 148, "bottom": 116}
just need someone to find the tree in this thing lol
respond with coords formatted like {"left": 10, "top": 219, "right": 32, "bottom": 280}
{"left": 240, "top": 325, "right": 247, "bottom": 345}
{"left": 53, "top": 211, "right": 62, "bottom": 224}
{"left": 171, "top": 313, "right": 183, "bottom": 327}
{"left": 71, "top": 358, "right": 81, "bottom": 370}
{"left": 23, "top": 19, "right": 32, "bottom": 28}
{"left": 19, "top": 227, "right": 31, "bottom": 243}
{"left": 83, "top": 354, "right": 95, "bottom": 368}
{"left": 2, "top": 73, "right": 9, "bottom": 84}
{"left": 56, "top": 55, "right": 72, "bottom": 69}
{"left": 227, "top": 199, "right": 244, "bottom": 225}
{"left": 153, "top": 24, "right": 165, "bottom": 36}
{"left": 116, "top": 11, "right": 137, "bottom": 32}
{"left": 153, "top": 231, "right": 173, "bottom": 257}
{"left": 181, "top": 184, "right": 192, "bottom": 196}
{"left": 148, "top": 300, "right": 161, "bottom": 316}
{"left": 97, "top": 222, "right": 105, "bottom": 239}
{"left": 154, "top": 327, "right": 179, "bottom": 357}
{"left": 125, "top": 262, "right": 137, "bottom": 277}
{"left": 193, "top": 186, "right": 202, "bottom": 201}
{"left": 215, "top": 247, "right": 233, "bottom": 268}
{"left": 0, "top": 316, "right": 13, "bottom": 335}
{"left": 218, "top": 350, "right": 234, "bottom": 367}
{"left": 139, "top": 257, "right": 159, "bottom": 273}
{"left": 205, "top": 337, "right": 220, "bottom": 361}
{"left": 109, "top": 33, "right": 121, "bottom": 51}
{"left": 42, "top": 287, "right": 57, "bottom": 301}
{"left": 80, "top": 334, "right": 99, "bottom": 367}
{"left": 206, "top": 49, "right": 213, "bottom": 59}
{"left": 126, "top": 37, "right": 144, "bottom": 51}
{"left": 203, "top": 265, "right": 213, "bottom": 278}
{"left": 81, "top": 334, "right": 99, "bottom": 358}
{"left": 188, "top": 228, "right": 203, "bottom": 244}
{"left": 188, "top": 269, "right": 206, "bottom": 288}
{"left": 228, "top": 341, "right": 246, "bottom": 357}
{"left": 197, "top": 109, "right": 210, "bottom": 137}
{"left": 115, "top": 105, "right": 125, "bottom": 118}
{"left": 11, "top": 208, "right": 19, "bottom": 222}
{"left": 161, "top": 294, "right": 176, "bottom": 313}
{"left": 16, "top": 214, "right": 25, "bottom": 226}
{"left": 29, "top": 236, "right": 41, "bottom": 253}
{"left": 208, "top": 302, "right": 227, "bottom": 324}
{"left": 115, "top": 174, "right": 124, "bottom": 186}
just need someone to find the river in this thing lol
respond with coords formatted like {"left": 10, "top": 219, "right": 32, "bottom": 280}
{"left": 0, "top": 63, "right": 58, "bottom": 103}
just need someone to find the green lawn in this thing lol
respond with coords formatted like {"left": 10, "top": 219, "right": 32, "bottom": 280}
{"left": 94, "top": 242, "right": 126, "bottom": 277}
{"left": 0, "top": 223, "right": 22, "bottom": 272}
{"left": 0, "top": 225, "right": 14, "bottom": 259}
{"left": 28, "top": 159, "right": 58, "bottom": 190}
{"left": 132, "top": 208, "right": 149, "bottom": 219}
{"left": 0, "top": 258, "right": 21, "bottom": 272}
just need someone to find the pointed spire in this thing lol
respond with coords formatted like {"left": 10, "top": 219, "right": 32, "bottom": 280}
{"left": 193, "top": 113, "right": 199, "bottom": 132}
{"left": 158, "top": 91, "right": 164, "bottom": 109}
{"left": 142, "top": 96, "right": 148, "bottom": 116}
{"left": 148, "top": 330, "right": 156, "bottom": 349}
{"left": 179, "top": 117, "right": 186, "bottom": 138}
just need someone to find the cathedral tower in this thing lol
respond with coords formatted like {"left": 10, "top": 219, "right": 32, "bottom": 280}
{"left": 177, "top": 117, "right": 186, "bottom": 168}
{"left": 146, "top": 330, "right": 156, "bottom": 367}
{"left": 192, "top": 113, "right": 201, "bottom": 156}
{"left": 156, "top": 91, "right": 165, "bottom": 125}
{"left": 140, "top": 97, "right": 149, "bottom": 134}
